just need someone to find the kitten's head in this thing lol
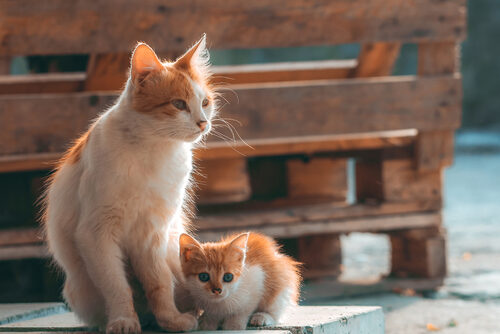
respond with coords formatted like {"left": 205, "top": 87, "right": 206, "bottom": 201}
{"left": 128, "top": 35, "right": 215, "bottom": 143}
{"left": 179, "top": 233, "right": 249, "bottom": 302}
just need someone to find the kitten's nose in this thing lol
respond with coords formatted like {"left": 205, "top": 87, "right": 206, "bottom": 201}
{"left": 197, "top": 120, "right": 207, "bottom": 131}
{"left": 211, "top": 287, "right": 222, "bottom": 295}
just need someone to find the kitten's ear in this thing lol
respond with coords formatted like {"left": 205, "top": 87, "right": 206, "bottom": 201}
{"left": 130, "top": 43, "right": 163, "bottom": 82}
{"left": 228, "top": 233, "right": 249, "bottom": 253}
{"left": 174, "top": 34, "right": 209, "bottom": 70}
{"left": 179, "top": 233, "right": 202, "bottom": 262}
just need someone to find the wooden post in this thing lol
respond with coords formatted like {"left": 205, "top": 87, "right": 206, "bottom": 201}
{"left": 85, "top": 53, "right": 130, "bottom": 91}
{"left": 390, "top": 226, "right": 447, "bottom": 278}
{"left": 350, "top": 42, "right": 401, "bottom": 78}
{"left": 297, "top": 234, "right": 342, "bottom": 280}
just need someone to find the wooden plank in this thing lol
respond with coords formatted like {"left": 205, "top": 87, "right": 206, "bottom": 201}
{"left": 286, "top": 157, "right": 347, "bottom": 202}
{"left": 297, "top": 234, "right": 342, "bottom": 280}
{"left": 0, "top": 60, "right": 356, "bottom": 95}
{"left": 0, "top": 244, "right": 49, "bottom": 260}
{"left": 194, "top": 157, "right": 251, "bottom": 204}
{"left": 382, "top": 159, "right": 442, "bottom": 203}
{"left": 0, "top": 0, "right": 466, "bottom": 56}
{"left": 0, "top": 228, "right": 42, "bottom": 247}
{"left": 350, "top": 42, "right": 401, "bottom": 78}
{"left": 0, "top": 75, "right": 461, "bottom": 157}
{"left": 196, "top": 211, "right": 442, "bottom": 241}
{"left": 0, "top": 73, "right": 85, "bottom": 95}
{"left": 194, "top": 200, "right": 441, "bottom": 230}
{"left": 84, "top": 53, "right": 130, "bottom": 91}
{"left": 0, "top": 130, "right": 417, "bottom": 173}
{"left": 390, "top": 227, "right": 447, "bottom": 278}
{"left": 417, "top": 42, "right": 460, "bottom": 171}
{"left": 0, "top": 57, "right": 11, "bottom": 74}
{"left": 416, "top": 130, "right": 455, "bottom": 171}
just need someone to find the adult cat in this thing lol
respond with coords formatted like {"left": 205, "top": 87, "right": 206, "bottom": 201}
{"left": 43, "top": 36, "right": 215, "bottom": 334}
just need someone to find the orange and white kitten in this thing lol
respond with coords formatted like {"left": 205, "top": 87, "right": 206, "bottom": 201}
{"left": 43, "top": 36, "right": 216, "bottom": 334}
{"left": 178, "top": 232, "right": 301, "bottom": 330}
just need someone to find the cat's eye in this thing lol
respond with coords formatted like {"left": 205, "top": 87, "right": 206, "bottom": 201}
{"left": 202, "top": 98, "right": 209, "bottom": 107}
{"left": 172, "top": 99, "right": 187, "bottom": 110}
{"left": 198, "top": 272, "right": 210, "bottom": 282}
{"left": 223, "top": 273, "right": 233, "bottom": 282}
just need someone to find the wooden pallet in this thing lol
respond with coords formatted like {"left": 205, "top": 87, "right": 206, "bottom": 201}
{"left": 0, "top": 0, "right": 466, "bottom": 294}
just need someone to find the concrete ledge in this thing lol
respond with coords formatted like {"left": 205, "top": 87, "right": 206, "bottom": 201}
{"left": 0, "top": 304, "right": 384, "bottom": 334}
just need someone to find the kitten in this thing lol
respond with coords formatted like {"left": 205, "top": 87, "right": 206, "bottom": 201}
{"left": 178, "top": 232, "right": 301, "bottom": 330}
{"left": 42, "top": 36, "right": 216, "bottom": 334}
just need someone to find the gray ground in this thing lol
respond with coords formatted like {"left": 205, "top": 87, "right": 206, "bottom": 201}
{"left": 310, "top": 131, "right": 500, "bottom": 333}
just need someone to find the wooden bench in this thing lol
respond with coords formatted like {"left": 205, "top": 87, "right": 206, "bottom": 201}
{"left": 0, "top": 0, "right": 466, "bottom": 293}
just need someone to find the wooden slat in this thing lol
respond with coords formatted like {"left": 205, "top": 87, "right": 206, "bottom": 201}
{"left": 0, "top": 228, "right": 42, "bottom": 247}
{"left": 0, "top": 60, "right": 356, "bottom": 95}
{"left": 0, "top": 57, "right": 11, "bottom": 74}
{"left": 194, "top": 157, "right": 251, "bottom": 204}
{"left": 84, "top": 53, "right": 130, "bottom": 91}
{"left": 0, "top": 130, "right": 417, "bottom": 173}
{"left": 0, "top": 75, "right": 461, "bottom": 157}
{"left": 0, "top": 244, "right": 49, "bottom": 260}
{"left": 195, "top": 200, "right": 441, "bottom": 231}
{"left": 196, "top": 211, "right": 442, "bottom": 241}
{"left": 417, "top": 42, "right": 460, "bottom": 171}
{"left": 350, "top": 42, "right": 401, "bottom": 78}
{"left": 0, "top": 0, "right": 466, "bottom": 56}
{"left": 286, "top": 157, "right": 347, "bottom": 202}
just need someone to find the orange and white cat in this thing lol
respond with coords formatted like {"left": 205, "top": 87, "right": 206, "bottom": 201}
{"left": 42, "top": 36, "right": 216, "bottom": 334}
{"left": 177, "top": 232, "right": 301, "bottom": 330}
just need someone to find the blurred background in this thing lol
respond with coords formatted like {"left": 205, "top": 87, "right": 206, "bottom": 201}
{"left": 0, "top": 1, "right": 499, "bottom": 333}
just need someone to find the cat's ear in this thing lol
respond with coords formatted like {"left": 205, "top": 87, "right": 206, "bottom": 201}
{"left": 174, "top": 34, "right": 209, "bottom": 71}
{"left": 179, "top": 233, "right": 202, "bottom": 262}
{"left": 130, "top": 43, "right": 163, "bottom": 82}
{"left": 228, "top": 233, "right": 249, "bottom": 254}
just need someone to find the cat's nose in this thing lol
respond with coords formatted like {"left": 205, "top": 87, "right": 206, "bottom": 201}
{"left": 197, "top": 120, "right": 207, "bottom": 131}
{"left": 211, "top": 287, "right": 222, "bottom": 295}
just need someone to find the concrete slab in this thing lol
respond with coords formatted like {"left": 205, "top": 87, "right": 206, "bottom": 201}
{"left": 0, "top": 303, "right": 66, "bottom": 325}
{"left": 0, "top": 305, "right": 383, "bottom": 334}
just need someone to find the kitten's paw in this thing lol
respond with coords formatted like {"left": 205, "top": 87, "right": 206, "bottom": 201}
{"left": 249, "top": 312, "right": 276, "bottom": 327}
{"left": 106, "top": 316, "right": 141, "bottom": 334}
{"left": 157, "top": 312, "right": 198, "bottom": 332}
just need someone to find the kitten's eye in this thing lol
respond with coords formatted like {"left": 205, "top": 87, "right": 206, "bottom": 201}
{"left": 198, "top": 273, "right": 210, "bottom": 282}
{"left": 172, "top": 99, "right": 187, "bottom": 110}
{"left": 202, "top": 98, "right": 209, "bottom": 107}
{"left": 223, "top": 273, "right": 233, "bottom": 283}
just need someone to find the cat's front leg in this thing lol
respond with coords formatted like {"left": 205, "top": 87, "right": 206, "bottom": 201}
{"left": 75, "top": 219, "right": 140, "bottom": 334}
{"left": 198, "top": 314, "right": 220, "bottom": 331}
{"left": 249, "top": 312, "right": 276, "bottom": 327}
{"left": 222, "top": 313, "right": 251, "bottom": 330}
{"left": 130, "top": 233, "right": 197, "bottom": 332}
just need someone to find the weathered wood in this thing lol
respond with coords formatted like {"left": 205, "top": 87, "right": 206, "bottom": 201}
{"left": 287, "top": 157, "right": 347, "bottom": 202}
{"left": 195, "top": 200, "right": 441, "bottom": 230}
{"left": 0, "top": 57, "right": 11, "bottom": 74}
{"left": 84, "top": 53, "right": 130, "bottom": 91}
{"left": 418, "top": 42, "right": 459, "bottom": 76}
{"left": 356, "top": 157, "right": 384, "bottom": 203}
{"left": 0, "top": 76, "right": 461, "bottom": 156}
{"left": 416, "top": 42, "right": 459, "bottom": 171}
{"left": 0, "top": 0, "right": 466, "bottom": 56}
{"left": 416, "top": 130, "right": 455, "bottom": 171}
{"left": 350, "top": 42, "right": 401, "bottom": 78}
{"left": 0, "top": 60, "right": 356, "bottom": 95}
{"left": 390, "top": 227, "right": 447, "bottom": 278}
{"left": 0, "top": 228, "right": 42, "bottom": 246}
{"left": 193, "top": 157, "right": 251, "bottom": 204}
{"left": 197, "top": 211, "right": 442, "bottom": 241}
{"left": 297, "top": 234, "right": 342, "bottom": 279}
{"left": 382, "top": 159, "right": 442, "bottom": 203}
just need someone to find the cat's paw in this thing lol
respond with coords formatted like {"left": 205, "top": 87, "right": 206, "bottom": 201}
{"left": 106, "top": 316, "right": 141, "bottom": 334}
{"left": 157, "top": 312, "right": 198, "bottom": 332}
{"left": 249, "top": 312, "right": 276, "bottom": 327}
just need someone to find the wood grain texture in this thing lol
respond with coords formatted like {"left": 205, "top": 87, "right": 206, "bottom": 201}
{"left": 287, "top": 157, "right": 347, "bottom": 202}
{"left": 0, "top": 76, "right": 460, "bottom": 157}
{"left": 350, "top": 42, "right": 401, "bottom": 78}
{"left": 84, "top": 53, "right": 130, "bottom": 91}
{"left": 0, "top": 0, "right": 466, "bottom": 56}
{"left": 418, "top": 42, "right": 459, "bottom": 76}
{"left": 416, "top": 130, "right": 455, "bottom": 171}
{"left": 196, "top": 211, "right": 442, "bottom": 240}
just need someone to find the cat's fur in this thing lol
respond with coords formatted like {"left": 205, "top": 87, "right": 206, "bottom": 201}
{"left": 177, "top": 232, "right": 301, "bottom": 330}
{"left": 42, "top": 36, "right": 216, "bottom": 334}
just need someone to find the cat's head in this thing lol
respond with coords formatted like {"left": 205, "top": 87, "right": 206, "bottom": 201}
{"left": 179, "top": 233, "right": 249, "bottom": 302}
{"left": 128, "top": 35, "right": 215, "bottom": 143}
